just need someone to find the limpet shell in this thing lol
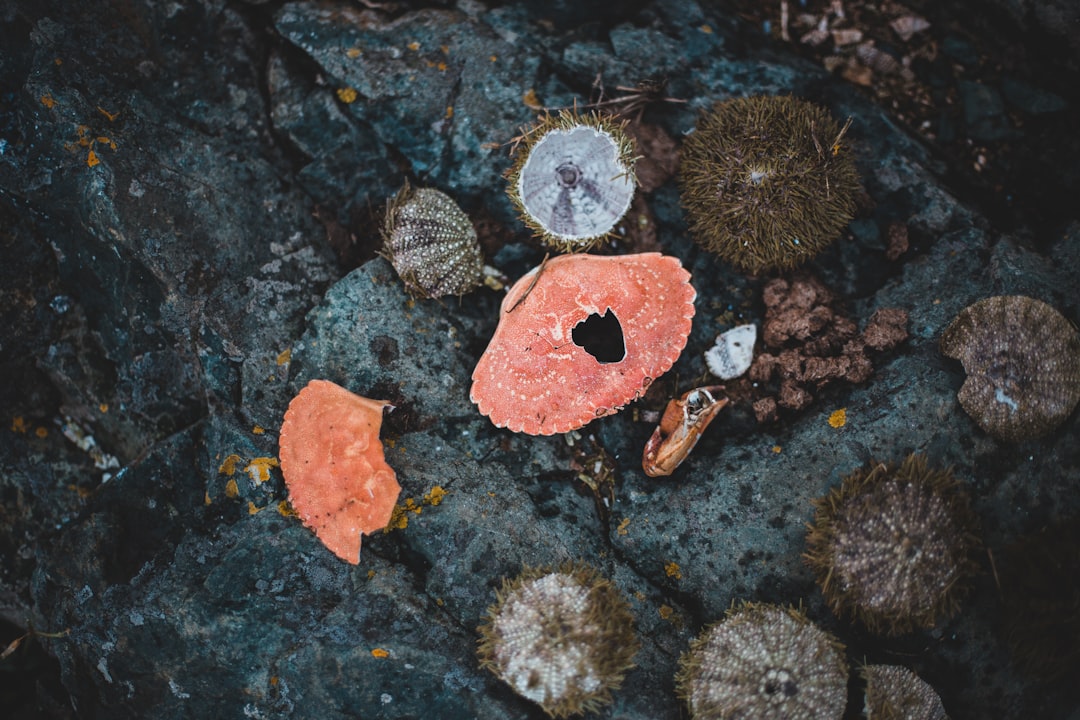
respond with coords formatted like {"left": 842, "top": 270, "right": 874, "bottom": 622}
{"left": 940, "top": 295, "right": 1080, "bottom": 442}
{"left": 381, "top": 182, "right": 483, "bottom": 298}
{"left": 705, "top": 323, "right": 757, "bottom": 380}
{"left": 507, "top": 110, "right": 637, "bottom": 251}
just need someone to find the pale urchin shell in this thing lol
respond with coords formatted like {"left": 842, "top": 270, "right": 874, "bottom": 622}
{"left": 861, "top": 665, "right": 949, "bottom": 720}
{"left": 477, "top": 563, "right": 639, "bottom": 718}
{"left": 380, "top": 182, "right": 483, "bottom": 298}
{"left": 507, "top": 110, "right": 637, "bottom": 252}
{"left": 705, "top": 323, "right": 757, "bottom": 379}
{"left": 676, "top": 602, "right": 848, "bottom": 720}
{"left": 939, "top": 295, "right": 1080, "bottom": 442}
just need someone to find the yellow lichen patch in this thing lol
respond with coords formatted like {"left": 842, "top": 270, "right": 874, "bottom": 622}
{"left": 436, "top": 62, "right": 447, "bottom": 72}
{"left": 658, "top": 604, "right": 674, "bottom": 620}
{"left": 35, "top": 427, "right": 48, "bottom": 438}
{"left": 225, "top": 478, "right": 240, "bottom": 498}
{"left": 87, "top": 150, "right": 100, "bottom": 168}
{"left": 522, "top": 88, "right": 542, "bottom": 110}
{"left": 97, "top": 106, "right": 119, "bottom": 122}
{"left": 41, "top": 94, "right": 57, "bottom": 109}
{"left": 247, "top": 501, "right": 262, "bottom": 515}
{"left": 665, "top": 561, "right": 682, "bottom": 580}
{"left": 252, "top": 425, "right": 265, "bottom": 435}
{"left": 204, "top": 491, "right": 212, "bottom": 506}
{"left": 444, "top": 105, "right": 454, "bottom": 119}
{"left": 406, "top": 41, "right": 420, "bottom": 51}
{"left": 244, "top": 457, "right": 279, "bottom": 485}
{"left": 277, "top": 500, "right": 298, "bottom": 518}
{"left": 346, "top": 47, "right": 361, "bottom": 58}
{"left": 424, "top": 486, "right": 447, "bottom": 506}
{"left": 336, "top": 87, "right": 358, "bottom": 104}
{"left": 699, "top": 24, "right": 713, "bottom": 34}
{"left": 367, "top": 569, "right": 376, "bottom": 580}
{"left": 616, "top": 517, "right": 631, "bottom": 536}
{"left": 11, "top": 416, "right": 28, "bottom": 434}
{"left": 828, "top": 408, "right": 847, "bottom": 429}
{"left": 489, "top": 54, "right": 497, "bottom": 62}
{"left": 371, "top": 648, "right": 390, "bottom": 658}
{"left": 440, "top": 44, "right": 449, "bottom": 55}
{"left": 386, "top": 504, "right": 410, "bottom": 531}
{"left": 68, "top": 483, "right": 93, "bottom": 499}
{"left": 772, "top": 445, "right": 783, "bottom": 453}
{"left": 218, "top": 453, "right": 242, "bottom": 475}
{"left": 276, "top": 348, "right": 292, "bottom": 366}
{"left": 99, "top": 403, "right": 109, "bottom": 413}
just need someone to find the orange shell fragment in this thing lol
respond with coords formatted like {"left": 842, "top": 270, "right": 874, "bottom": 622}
{"left": 279, "top": 379, "right": 401, "bottom": 564}
{"left": 471, "top": 253, "right": 696, "bottom": 435}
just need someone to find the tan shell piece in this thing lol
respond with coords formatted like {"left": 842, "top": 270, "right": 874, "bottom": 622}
{"left": 940, "top": 295, "right": 1080, "bottom": 442}
{"left": 471, "top": 253, "right": 696, "bottom": 435}
{"left": 279, "top": 379, "right": 401, "bottom": 563}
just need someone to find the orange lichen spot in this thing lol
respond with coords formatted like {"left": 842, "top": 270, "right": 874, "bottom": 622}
{"left": 276, "top": 348, "right": 292, "bottom": 366}
{"left": 522, "top": 88, "right": 542, "bottom": 110}
{"left": 277, "top": 500, "right": 298, "bottom": 517}
{"left": 371, "top": 648, "right": 390, "bottom": 659}
{"left": 616, "top": 517, "right": 631, "bottom": 536}
{"left": 204, "top": 491, "right": 212, "bottom": 506}
{"left": 772, "top": 445, "right": 783, "bottom": 454}
{"left": 279, "top": 380, "right": 401, "bottom": 564}
{"left": 99, "top": 403, "right": 109, "bottom": 413}
{"left": 407, "top": 41, "right": 420, "bottom": 51}
{"left": 699, "top": 24, "right": 713, "bottom": 34}
{"left": 244, "top": 457, "right": 279, "bottom": 485}
{"left": 225, "top": 478, "right": 240, "bottom": 498}
{"left": 658, "top": 604, "right": 674, "bottom": 620}
{"left": 270, "top": 676, "right": 279, "bottom": 688}
{"left": 41, "top": 94, "right": 57, "bottom": 109}
{"left": 444, "top": 105, "right": 454, "bottom": 119}
{"left": 436, "top": 597, "right": 445, "bottom": 606}
{"left": 828, "top": 408, "right": 847, "bottom": 429}
{"left": 367, "top": 569, "right": 376, "bottom": 580}
{"left": 336, "top": 87, "right": 358, "bottom": 104}
{"left": 97, "top": 106, "right": 119, "bottom": 121}
{"left": 35, "top": 427, "right": 48, "bottom": 438}
{"left": 219, "top": 453, "right": 242, "bottom": 475}
{"left": 489, "top": 54, "right": 498, "bottom": 62}
{"left": 11, "top": 416, "right": 28, "bottom": 434}
{"left": 665, "top": 561, "right": 682, "bottom": 580}
{"left": 253, "top": 425, "right": 265, "bottom": 435}
{"left": 440, "top": 44, "right": 450, "bottom": 55}
{"left": 68, "top": 484, "right": 93, "bottom": 499}
{"left": 346, "top": 47, "right": 361, "bottom": 58}
{"left": 96, "top": 136, "right": 117, "bottom": 150}
{"left": 87, "top": 150, "right": 100, "bottom": 168}
{"left": 54, "top": 58, "right": 62, "bottom": 65}
{"left": 436, "top": 62, "right": 447, "bottom": 72}
{"left": 424, "top": 486, "right": 447, "bottom": 506}
{"left": 75, "top": 125, "right": 92, "bottom": 147}
{"left": 248, "top": 501, "right": 262, "bottom": 515}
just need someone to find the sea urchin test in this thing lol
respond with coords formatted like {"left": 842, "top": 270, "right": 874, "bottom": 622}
{"left": 506, "top": 110, "right": 637, "bottom": 251}
{"left": 470, "top": 253, "right": 695, "bottom": 435}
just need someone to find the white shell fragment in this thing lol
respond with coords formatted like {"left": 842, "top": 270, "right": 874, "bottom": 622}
{"left": 517, "top": 125, "right": 635, "bottom": 244}
{"left": 705, "top": 323, "right": 757, "bottom": 380}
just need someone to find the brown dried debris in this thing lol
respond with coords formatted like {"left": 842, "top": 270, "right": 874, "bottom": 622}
{"left": 747, "top": 274, "right": 908, "bottom": 422}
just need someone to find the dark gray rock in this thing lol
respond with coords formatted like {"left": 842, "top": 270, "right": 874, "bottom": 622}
{"left": 3, "top": 0, "right": 1079, "bottom": 718}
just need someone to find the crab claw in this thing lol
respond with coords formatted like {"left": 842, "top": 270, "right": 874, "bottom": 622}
{"left": 642, "top": 385, "right": 728, "bottom": 477}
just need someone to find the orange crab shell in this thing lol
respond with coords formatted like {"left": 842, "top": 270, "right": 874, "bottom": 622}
{"left": 470, "top": 253, "right": 696, "bottom": 435}
{"left": 278, "top": 379, "right": 401, "bottom": 564}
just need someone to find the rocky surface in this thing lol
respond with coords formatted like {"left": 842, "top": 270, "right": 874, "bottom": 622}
{"left": 2, "top": 1, "right": 1079, "bottom": 718}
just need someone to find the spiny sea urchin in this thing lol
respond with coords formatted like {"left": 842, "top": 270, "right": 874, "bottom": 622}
{"left": 679, "top": 95, "right": 860, "bottom": 274}
{"left": 804, "top": 454, "right": 980, "bottom": 635}
{"left": 380, "top": 182, "right": 483, "bottom": 298}
{"left": 939, "top": 295, "right": 1080, "bottom": 442}
{"left": 505, "top": 110, "right": 637, "bottom": 252}
{"left": 477, "top": 563, "right": 639, "bottom": 717}
{"left": 861, "top": 664, "right": 949, "bottom": 720}
{"left": 676, "top": 602, "right": 848, "bottom": 720}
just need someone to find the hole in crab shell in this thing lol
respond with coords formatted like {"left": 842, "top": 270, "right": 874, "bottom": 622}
{"left": 572, "top": 310, "right": 625, "bottom": 363}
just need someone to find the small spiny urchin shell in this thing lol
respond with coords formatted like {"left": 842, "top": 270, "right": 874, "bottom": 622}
{"left": 506, "top": 110, "right": 637, "bottom": 252}
{"left": 939, "top": 295, "right": 1080, "bottom": 442}
{"left": 861, "top": 665, "right": 949, "bottom": 720}
{"left": 477, "top": 563, "right": 639, "bottom": 718}
{"left": 676, "top": 602, "right": 848, "bottom": 720}
{"left": 679, "top": 95, "right": 860, "bottom": 274}
{"left": 380, "top": 182, "right": 483, "bottom": 298}
{"left": 804, "top": 454, "right": 981, "bottom": 635}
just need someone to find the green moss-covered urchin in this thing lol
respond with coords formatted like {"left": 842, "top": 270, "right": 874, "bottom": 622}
{"left": 380, "top": 182, "right": 483, "bottom": 298}
{"left": 676, "top": 602, "right": 848, "bottom": 720}
{"left": 477, "top": 563, "right": 639, "bottom": 718}
{"left": 861, "top": 664, "right": 949, "bottom": 720}
{"left": 679, "top": 95, "right": 861, "bottom": 274}
{"left": 804, "top": 454, "right": 981, "bottom": 635}
{"left": 505, "top": 110, "right": 638, "bottom": 252}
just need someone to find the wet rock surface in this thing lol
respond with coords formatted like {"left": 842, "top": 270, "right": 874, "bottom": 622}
{"left": 2, "top": 1, "right": 1079, "bottom": 718}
